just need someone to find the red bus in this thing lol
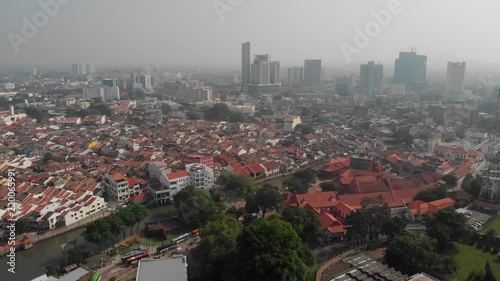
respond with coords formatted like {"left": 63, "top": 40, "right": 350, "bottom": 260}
{"left": 126, "top": 252, "right": 149, "bottom": 265}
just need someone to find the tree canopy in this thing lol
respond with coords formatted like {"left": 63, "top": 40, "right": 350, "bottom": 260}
{"left": 466, "top": 261, "right": 497, "bottom": 281}
{"left": 217, "top": 172, "right": 258, "bottom": 196}
{"left": 237, "top": 218, "right": 314, "bottom": 281}
{"left": 283, "top": 169, "right": 317, "bottom": 194}
{"left": 174, "top": 186, "right": 224, "bottom": 228}
{"left": 385, "top": 230, "right": 457, "bottom": 278}
{"left": 186, "top": 111, "right": 201, "bottom": 120}
{"left": 424, "top": 207, "right": 470, "bottom": 252}
{"left": 294, "top": 124, "right": 315, "bottom": 135}
{"left": 345, "top": 196, "right": 393, "bottom": 243}
{"left": 442, "top": 174, "right": 458, "bottom": 187}
{"left": 319, "top": 181, "right": 341, "bottom": 192}
{"left": 192, "top": 214, "right": 243, "bottom": 280}
{"left": 244, "top": 184, "right": 283, "bottom": 215}
{"left": 204, "top": 103, "right": 245, "bottom": 122}
{"left": 462, "top": 173, "right": 482, "bottom": 199}
{"left": 281, "top": 207, "right": 320, "bottom": 242}
{"left": 82, "top": 204, "right": 149, "bottom": 249}
{"left": 413, "top": 187, "right": 447, "bottom": 202}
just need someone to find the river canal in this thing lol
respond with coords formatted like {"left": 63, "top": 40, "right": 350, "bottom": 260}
{"left": 0, "top": 161, "right": 327, "bottom": 281}
{"left": 0, "top": 205, "right": 177, "bottom": 281}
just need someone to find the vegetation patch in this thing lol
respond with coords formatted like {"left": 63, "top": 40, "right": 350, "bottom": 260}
{"left": 453, "top": 243, "right": 500, "bottom": 281}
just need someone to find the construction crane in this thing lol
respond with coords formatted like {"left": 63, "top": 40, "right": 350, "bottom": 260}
{"left": 399, "top": 46, "right": 431, "bottom": 55}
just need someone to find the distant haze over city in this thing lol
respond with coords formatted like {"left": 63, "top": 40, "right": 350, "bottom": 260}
{"left": 1, "top": 0, "right": 500, "bottom": 74}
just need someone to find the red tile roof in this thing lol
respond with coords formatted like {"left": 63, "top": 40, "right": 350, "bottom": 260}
{"left": 129, "top": 193, "right": 153, "bottom": 203}
{"left": 247, "top": 163, "right": 265, "bottom": 174}
{"left": 166, "top": 170, "right": 190, "bottom": 181}
{"left": 111, "top": 173, "right": 126, "bottom": 181}
{"left": 262, "top": 161, "right": 280, "bottom": 170}
{"left": 127, "top": 177, "right": 138, "bottom": 187}
{"left": 318, "top": 212, "right": 342, "bottom": 231}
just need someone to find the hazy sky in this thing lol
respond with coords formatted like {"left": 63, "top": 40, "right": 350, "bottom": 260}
{"left": 2, "top": 0, "right": 500, "bottom": 71}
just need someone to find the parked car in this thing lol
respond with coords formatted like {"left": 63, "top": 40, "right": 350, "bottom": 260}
{"left": 474, "top": 221, "right": 483, "bottom": 225}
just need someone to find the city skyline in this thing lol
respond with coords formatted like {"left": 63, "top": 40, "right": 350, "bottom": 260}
{"left": 2, "top": 0, "right": 500, "bottom": 71}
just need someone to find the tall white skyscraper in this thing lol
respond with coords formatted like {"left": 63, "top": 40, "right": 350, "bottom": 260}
{"left": 86, "top": 63, "right": 95, "bottom": 75}
{"left": 446, "top": 62, "right": 466, "bottom": 99}
{"left": 72, "top": 62, "right": 95, "bottom": 76}
{"left": 251, "top": 55, "right": 271, "bottom": 85}
{"left": 251, "top": 62, "right": 270, "bottom": 85}
{"left": 360, "top": 61, "right": 384, "bottom": 98}
{"left": 142, "top": 74, "right": 153, "bottom": 90}
{"left": 288, "top": 67, "right": 303, "bottom": 86}
{"left": 72, "top": 63, "right": 80, "bottom": 76}
{"left": 269, "top": 61, "right": 280, "bottom": 84}
{"left": 83, "top": 86, "right": 120, "bottom": 101}
{"left": 241, "top": 42, "right": 251, "bottom": 90}
{"left": 79, "top": 63, "right": 87, "bottom": 75}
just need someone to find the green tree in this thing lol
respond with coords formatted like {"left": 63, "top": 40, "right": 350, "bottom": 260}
{"left": 424, "top": 207, "right": 469, "bottom": 252}
{"left": 192, "top": 214, "right": 243, "bottom": 280}
{"left": 237, "top": 218, "right": 314, "bottom": 281}
{"left": 485, "top": 229, "right": 498, "bottom": 242}
{"left": 204, "top": 103, "right": 244, "bottom": 122}
{"left": 186, "top": 111, "right": 201, "bottom": 120}
{"left": 467, "top": 270, "right": 485, "bottom": 281}
{"left": 15, "top": 218, "right": 30, "bottom": 234}
{"left": 229, "top": 111, "right": 245, "bottom": 122}
{"left": 82, "top": 219, "right": 112, "bottom": 251}
{"left": 217, "top": 172, "right": 258, "bottom": 196}
{"left": 442, "top": 174, "right": 458, "bottom": 187}
{"left": 117, "top": 207, "right": 136, "bottom": 237}
{"left": 284, "top": 170, "right": 317, "bottom": 194}
{"left": 281, "top": 207, "right": 320, "bottom": 242}
{"left": 319, "top": 181, "right": 341, "bottom": 192}
{"left": 466, "top": 262, "right": 498, "bottom": 281}
{"left": 381, "top": 216, "right": 406, "bottom": 240}
{"left": 245, "top": 184, "right": 283, "bottom": 215}
{"left": 385, "top": 231, "right": 457, "bottom": 277}
{"left": 346, "top": 196, "right": 391, "bottom": 243}
{"left": 413, "top": 187, "right": 447, "bottom": 202}
{"left": 128, "top": 204, "right": 149, "bottom": 233}
{"left": 102, "top": 214, "right": 125, "bottom": 244}
{"left": 294, "top": 124, "right": 314, "bottom": 135}
{"left": 92, "top": 103, "right": 113, "bottom": 116}
{"left": 462, "top": 174, "right": 482, "bottom": 199}
{"left": 174, "top": 186, "right": 223, "bottom": 228}
{"left": 484, "top": 261, "right": 497, "bottom": 281}
{"left": 283, "top": 177, "right": 309, "bottom": 194}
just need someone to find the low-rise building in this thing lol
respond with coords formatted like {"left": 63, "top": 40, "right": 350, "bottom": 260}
{"left": 105, "top": 173, "right": 141, "bottom": 202}
{"left": 152, "top": 163, "right": 215, "bottom": 202}
{"left": 283, "top": 115, "right": 301, "bottom": 133}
